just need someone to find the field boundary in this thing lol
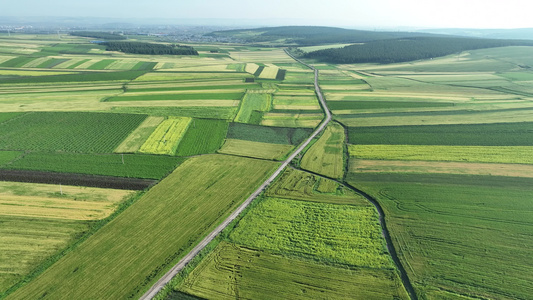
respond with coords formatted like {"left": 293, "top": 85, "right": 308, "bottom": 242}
{"left": 140, "top": 49, "right": 332, "bottom": 300}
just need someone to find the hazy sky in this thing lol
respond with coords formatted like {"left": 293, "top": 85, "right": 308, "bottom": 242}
{"left": 3, "top": 0, "right": 533, "bottom": 29}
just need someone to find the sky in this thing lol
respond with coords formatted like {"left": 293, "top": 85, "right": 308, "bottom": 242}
{"left": 2, "top": 0, "right": 533, "bottom": 29}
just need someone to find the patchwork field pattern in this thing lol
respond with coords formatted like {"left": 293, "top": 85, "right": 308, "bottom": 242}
{"left": 8, "top": 155, "right": 278, "bottom": 300}
{"left": 347, "top": 173, "right": 533, "bottom": 300}
{"left": 301, "top": 122, "right": 345, "bottom": 179}
{"left": 5, "top": 153, "right": 186, "bottom": 179}
{"left": 0, "top": 182, "right": 134, "bottom": 296}
{"left": 139, "top": 117, "right": 192, "bottom": 155}
{"left": 175, "top": 119, "right": 229, "bottom": 156}
{"left": 177, "top": 242, "right": 408, "bottom": 300}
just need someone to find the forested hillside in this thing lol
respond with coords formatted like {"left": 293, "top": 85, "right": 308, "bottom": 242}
{"left": 303, "top": 37, "right": 533, "bottom": 63}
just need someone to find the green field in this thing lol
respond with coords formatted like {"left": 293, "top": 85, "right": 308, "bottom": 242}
{"left": 230, "top": 197, "right": 391, "bottom": 268}
{"left": 112, "top": 106, "right": 238, "bottom": 120}
{"left": 0, "top": 112, "right": 146, "bottom": 153}
{"left": 176, "top": 241, "right": 408, "bottom": 300}
{"left": 328, "top": 100, "right": 453, "bottom": 110}
{"left": 266, "top": 168, "right": 364, "bottom": 205}
{"left": 7, "top": 155, "right": 277, "bottom": 299}
{"left": 227, "top": 123, "right": 313, "bottom": 145}
{"left": 347, "top": 173, "right": 533, "bottom": 299}
{"left": 234, "top": 92, "right": 271, "bottom": 123}
{"left": 219, "top": 139, "right": 294, "bottom": 160}
{"left": 0, "top": 113, "right": 24, "bottom": 124}
{"left": 4, "top": 153, "right": 185, "bottom": 179}
{"left": 301, "top": 122, "right": 345, "bottom": 179}
{"left": 0, "top": 151, "right": 23, "bottom": 166}
{"left": 107, "top": 92, "right": 244, "bottom": 102}
{"left": 348, "top": 122, "right": 533, "bottom": 146}
{"left": 349, "top": 144, "right": 533, "bottom": 164}
{"left": 175, "top": 119, "right": 229, "bottom": 156}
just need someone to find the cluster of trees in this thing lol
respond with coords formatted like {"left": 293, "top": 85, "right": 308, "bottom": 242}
{"left": 70, "top": 31, "right": 126, "bottom": 40}
{"left": 103, "top": 42, "right": 198, "bottom": 55}
{"left": 304, "top": 37, "right": 533, "bottom": 64}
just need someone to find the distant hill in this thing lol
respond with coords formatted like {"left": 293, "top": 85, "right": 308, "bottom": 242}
{"left": 207, "top": 26, "right": 440, "bottom": 45}
{"left": 303, "top": 36, "right": 533, "bottom": 64}
{"left": 418, "top": 28, "right": 533, "bottom": 40}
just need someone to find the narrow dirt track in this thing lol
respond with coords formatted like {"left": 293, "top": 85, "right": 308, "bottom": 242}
{"left": 139, "top": 50, "right": 331, "bottom": 300}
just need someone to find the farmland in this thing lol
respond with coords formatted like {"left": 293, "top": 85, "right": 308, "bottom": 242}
{"left": 349, "top": 144, "right": 533, "bottom": 164}
{"left": 3, "top": 29, "right": 533, "bottom": 300}
{"left": 177, "top": 242, "right": 407, "bottom": 300}
{"left": 139, "top": 117, "right": 192, "bottom": 155}
{"left": 0, "top": 181, "right": 135, "bottom": 297}
{"left": 7, "top": 155, "right": 278, "bottom": 299}
{"left": 301, "top": 122, "right": 345, "bottom": 179}
{"left": 326, "top": 44, "right": 533, "bottom": 299}
{"left": 0, "top": 112, "right": 146, "bottom": 153}
{"left": 347, "top": 173, "right": 533, "bottom": 300}
{"left": 4, "top": 153, "right": 186, "bottom": 179}
{"left": 219, "top": 139, "right": 294, "bottom": 160}
{"left": 175, "top": 119, "right": 228, "bottom": 156}
{"left": 168, "top": 167, "right": 408, "bottom": 299}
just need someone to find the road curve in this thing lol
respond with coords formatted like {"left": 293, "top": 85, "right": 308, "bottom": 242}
{"left": 139, "top": 50, "right": 331, "bottom": 300}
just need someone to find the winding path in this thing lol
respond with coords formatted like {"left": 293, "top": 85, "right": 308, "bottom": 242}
{"left": 141, "top": 50, "right": 416, "bottom": 300}
{"left": 139, "top": 50, "right": 331, "bottom": 300}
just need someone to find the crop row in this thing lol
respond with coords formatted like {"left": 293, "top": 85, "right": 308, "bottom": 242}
{"left": 0, "top": 112, "right": 147, "bottom": 153}
{"left": 348, "top": 122, "right": 533, "bottom": 145}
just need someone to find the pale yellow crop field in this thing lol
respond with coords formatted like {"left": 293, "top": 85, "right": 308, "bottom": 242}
{"left": 0, "top": 195, "right": 115, "bottom": 221}
{"left": 258, "top": 65, "right": 280, "bottom": 79}
{"left": 0, "top": 181, "right": 134, "bottom": 203}
{"left": 245, "top": 63, "right": 260, "bottom": 74}
{"left": 349, "top": 159, "right": 533, "bottom": 178}
{"left": 139, "top": 117, "right": 192, "bottom": 155}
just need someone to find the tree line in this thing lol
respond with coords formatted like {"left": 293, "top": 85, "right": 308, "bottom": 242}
{"left": 103, "top": 41, "right": 198, "bottom": 55}
{"left": 303, "top": 37, "right": 533, "bottom": 64}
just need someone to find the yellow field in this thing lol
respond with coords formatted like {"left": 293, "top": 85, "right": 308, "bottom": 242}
{"left": 219, "top": 139, "right": 294, "bottom": 160}
{"left": 349, "top": 145, "right": 533, "bottom": 164}
{"left": 21, "top": 57, "right": 50, "bottom": 68}
{"left": 0, "top": 181, "right": 134, "bottom": 203}
{"left": 258, "top": 65, "right": 280, "bottom": 79}
{"left": 0, "top": 195, "right": 115, "bottom": 221}
{"left": 0, "top": 70, "right": 77, "bottom": 76}
{"left": 261, "top": 118, "right": 322, "bottom": 128}
{"left": 114, "top": 116, "right": 165, "bottom": 153}
{"left": 139, "top": 117, "right": 192, "bottom": 155}
{"left": 0, "top": 181, "right": 134, "bottom": 293}
{"left": 245, "top": 63, "right": 260, "bottom": 74}
{"left": 350, "top": 159, "right": 533, "bottom": 178}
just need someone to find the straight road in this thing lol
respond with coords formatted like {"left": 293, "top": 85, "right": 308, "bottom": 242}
{"left": 139, "top": 50, "right": 331, "bottom": 300}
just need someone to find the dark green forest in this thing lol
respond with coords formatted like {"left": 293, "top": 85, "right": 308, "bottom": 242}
{"left": 103, "top": 42, "right": 198, "bottom": 55}
{"left": 303, "top": 37, "right": 533, "bottom": 63}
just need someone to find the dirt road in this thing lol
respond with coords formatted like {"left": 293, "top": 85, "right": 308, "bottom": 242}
{"left": 139, "top": 51, "right": 331, "bottom": 300}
